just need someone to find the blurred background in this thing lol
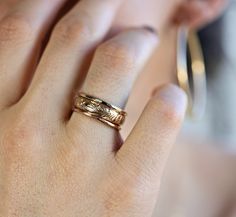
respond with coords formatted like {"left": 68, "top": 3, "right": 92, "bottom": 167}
{"left": 153, "top": 2, "right": 236, "bottom": 216}
{"left": 183, "top": 0, "right": 236, "bottom": 150}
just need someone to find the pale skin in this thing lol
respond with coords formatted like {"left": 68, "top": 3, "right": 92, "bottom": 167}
{"left": 0, "top": 0, "right": 227, "bottom": 216}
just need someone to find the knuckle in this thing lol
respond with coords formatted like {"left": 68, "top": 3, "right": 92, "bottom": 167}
{"left": 2, "top": 125, "right": 35, "bottom": 161}
{"left": 1, "top": 109, "right": 41, "bottom": 157}
{"left": 97, "top": 42, "right": 135, "bottom": 70}
{"left": 0, "top": 14, "right": 33, "bottom": 44}
{"left": 53, "top": 16, "right": 93, "bottom": 45}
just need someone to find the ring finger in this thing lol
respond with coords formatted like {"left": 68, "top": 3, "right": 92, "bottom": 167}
{"left": 68, "top": 27, "right": 159, "bottom": 153}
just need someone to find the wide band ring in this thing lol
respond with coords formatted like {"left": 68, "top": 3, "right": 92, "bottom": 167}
{"left": 73, "top": 93, "right": 127, "bottom": 130}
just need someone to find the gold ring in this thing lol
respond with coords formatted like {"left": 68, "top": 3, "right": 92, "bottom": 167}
{"left": 73, "top": 93, "right": 127, "bottom": 130}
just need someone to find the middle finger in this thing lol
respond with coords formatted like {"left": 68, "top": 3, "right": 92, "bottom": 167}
{"left": 19, "top": 0, "right": 124, "bottom": 122}
{"left": 0, "top": 0, "right": 67, "bottom": 109}
{"left": 68, "top": 27, "right": 159, "bottom": 156}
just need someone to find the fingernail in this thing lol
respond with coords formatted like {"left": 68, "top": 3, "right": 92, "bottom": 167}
{"left": 153, "top": 84, "right": 188, "bottom": 117}
{"left": 142, "top": 25, "right": 158, "bottom": 35}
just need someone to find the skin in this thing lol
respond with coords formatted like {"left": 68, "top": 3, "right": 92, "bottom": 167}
{"left": 116, "top": 0, "right": 228, "bottom": 136}
{"left": 0, "top": 0, "right": 227, "bottom": 216}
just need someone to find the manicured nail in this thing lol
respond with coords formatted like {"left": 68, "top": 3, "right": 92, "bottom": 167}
{"left": 142, "top": 25, "right": 158, "bottom": 35}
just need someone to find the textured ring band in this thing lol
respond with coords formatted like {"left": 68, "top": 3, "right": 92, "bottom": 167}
{"left": 73, "top": 93, "right": 127, "bottom": 130}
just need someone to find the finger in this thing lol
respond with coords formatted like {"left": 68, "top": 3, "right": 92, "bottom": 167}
{"left": 115, "top": 84, "right": 187, "bottom": 196}
{"left": 188, "top": 0, "right": 227, "bottom": 28}
{"left": 80, "top": 27, "right": 158, "bottom": 109}
{"left": 173, "top": 0, "right": 227, "bottom": 28}
{"left": 68, "top": 27, "right": 159, "bottom": 154}
{"left": 20, "top": 0, "right": 124, "bottom": 123}
{"left": 0, "top": 0, "right": 67, "bottom": 109}
{"left": 0, "top": 1, "right": 8, "bottom": 20}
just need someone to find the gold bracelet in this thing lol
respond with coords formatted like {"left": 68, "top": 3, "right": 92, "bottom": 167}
{"left": 177, "top": 27, "right": 207, "bottom": 119}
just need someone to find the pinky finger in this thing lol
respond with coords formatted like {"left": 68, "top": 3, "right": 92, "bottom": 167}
{"left": 116, "top": 84, "right": 187, "bottom": 189}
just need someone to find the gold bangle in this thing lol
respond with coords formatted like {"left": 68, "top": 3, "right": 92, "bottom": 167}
{"left": 177, "top": 27, "right": 207, "bottom": 119}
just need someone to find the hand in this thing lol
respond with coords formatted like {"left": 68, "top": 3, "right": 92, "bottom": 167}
{"left": 0, "top": 0, "right": 187, "bottom": 216}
